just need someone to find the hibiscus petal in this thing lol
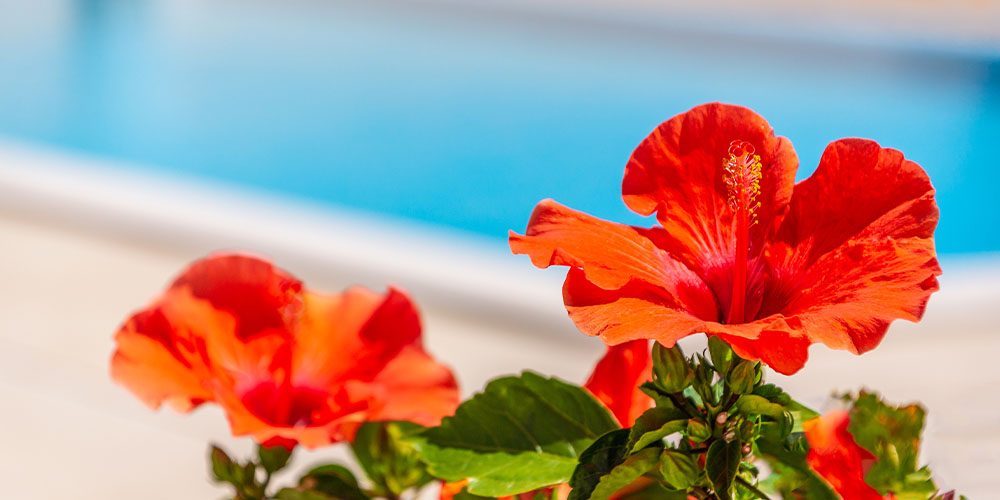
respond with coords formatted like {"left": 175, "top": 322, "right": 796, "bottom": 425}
{"left": 215, "top": 386, "right": 355, "bottom": 449}
{"left": 286, "top": 287, "right": 457, "bottom": 445}
{"left": 110, "top": 291, "right": 227, "bottom": 412}
{"left": 170, "top": 254, "right": 303, "bottom": 340}
{"left": 510, "top": 199, "right": 717, "bottom": 319}
{"left": 228, "top": 350, "right": 458, "bottom": 449}
{"left": 562, "top": 268, "right": 708, "bottom": 346}
{"left": 622, "top": 102, "right": 798, "bottom": 289}
{"left": 563, "top": 267, "right": 812, "bottom": 375}
{"left": 713, "top": 328, "right": 810, "bottom": 376}
{"left": 767, "top": 139, "right": 941, "bottom": 354}
{"left": 291, "top": 287, "right": 387, "bottom": 387}
{"left": 355, "top": 287, "right": 424, "bottom": 376}
{"left": 583, "top": 340, "right": 652, "bottom": 427}
{"left": 363, "top": 345, "right": 460, "bottom": 428}
{"left": 292, "top": 287, "right": 423, "bottom": 386}
{"left": 804, "top": 410, "right": 883, "bottom": 500}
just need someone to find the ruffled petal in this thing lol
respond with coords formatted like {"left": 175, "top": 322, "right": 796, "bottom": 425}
{"left": 110, "top": 289, "right": 230, "bottom": 412}
{"left": 293, "top": 287, "right": 424, "bottom": 385}
{"left": 291, "top": 287, "right": 388, "bottom": 387}
{"left": 562, "top": 268, "right": 709, "bottom": 346}
{"left": 353, "top": 288, "right": 424, "bottom": 378}
{"left": 622, "top": 103, "right": 798, "bottom": 296}
{"left": 231, "top": 286, "right": 457, "bottom": 448}
{"left": 216, "top": 386, "right": 360, "bottom": 449}
{"left": 362, "top": 344, "right": 460, "bottom": 428}
{"left": 510, "top": 199, "right": 717, "bottom": 320}
{"left": 170, "top": 254, "right": 303, "bottom": 340}
{"left": 766, "top": 139, "right": 941, "bottom": 354}
{"left": 563, "top": 268, "right": 811, "bottom": 374}
{"left": 712, "top": 328, "right": 810, "bottom": 376}
{"left": 584, "top": 340, "right": 652, "bottom": 427}
{"left": 804, "top": 410, "right": 882, "bottom": 500}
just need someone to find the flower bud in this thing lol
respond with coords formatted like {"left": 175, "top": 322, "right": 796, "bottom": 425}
{"left": 652, "top": 341, "right": 694, "bottom": 393}
{"left": 686, "top": 418, "right": 712, "bottom": 443}
{"left": 726, "top": 359, "right": 756, "bottom": 394}
{"left": 708, "top": 336, "right": 735, "bottom": 375}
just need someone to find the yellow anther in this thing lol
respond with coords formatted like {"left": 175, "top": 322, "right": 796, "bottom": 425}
{"left": 724, "top": 140, "right": 763, "bottom": 218}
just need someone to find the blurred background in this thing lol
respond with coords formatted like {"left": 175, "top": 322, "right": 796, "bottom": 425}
{"left": 0, "top": 0, "right": 997, "bottom": 498}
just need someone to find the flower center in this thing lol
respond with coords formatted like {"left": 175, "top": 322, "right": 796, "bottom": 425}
{"left": 723, "top": 140, "right": 762, "bottom": 324}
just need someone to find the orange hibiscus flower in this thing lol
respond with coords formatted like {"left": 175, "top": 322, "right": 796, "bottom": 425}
{"left": 510, "top": 102, "right": 940, "bottom": 374}
{"left": 111, "top": 254, "right": 459, "bottom": 449}
{"left": 803, "top": 410, "right": 883, "bottom": 500}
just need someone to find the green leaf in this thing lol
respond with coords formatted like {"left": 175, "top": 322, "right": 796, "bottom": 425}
{"left": 299, "top": 465, "right": 369, "bottom": 500}
{"left": 257, "top": 443, "right": 293, "bottom": 474}
{"left": 681, "top": 386, "right": 704, "bottom": 408}
{"left": 410, "top": 372, "right": 620, "bottom": 497}
{"left": 786, "top": 399, "right": 821, "bottom": 434}
{"left": 567, "top": 429, "right": 631, "bottom": 500}
{"left": 652, "top": 342, "right": 694, "bottom": 393}
{"left": 705, "top": 439, "right": 741, "bottom": 497}
{"left": 756, "top": 460, "right": 840, "bottom": 500}
{"left": 630, "top": 420, "right": 687, "bottom": 453}
{"left": 637, "top": 382, "right": 677, "bottom": 409}
{"left": 352, "top": 421, "right": 432, "bottom": 495}
{"left": 589, "top": 448, "right": 661, "bottom": 500}
{"left": 659, "top": 450, "right": 700, "bottom": 490}
{"left": 847, "top": 392, "right": 929, "bottom": 495}
{"left": 734, "top": 395, "right": 785, "bottom": 419}
{"left": 613, "top": 481, "right": 689, "bottom": 500}
{"left": 755, "top": 433, "right": 839, "bottom": 500}
{"left": 626, "top": 407, "right": 687, "bottom": 452}
{"left": 209, "top": 444, "right": 237, "bottom": 484}
{"left": 751, "top": 384, "right": 791, "bottom": 406}
{"left": 707, "top": 336, "right": 734, "bottom": 375}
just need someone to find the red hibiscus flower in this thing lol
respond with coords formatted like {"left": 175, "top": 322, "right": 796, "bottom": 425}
{"left": 584, "top": 339, "right": 653, "bottom": 427}
{"left": 111, "top": 254, "right": 459, "bottom": 449}
{"left": 803, "top": 410, "right": 882, "bottom": 500}
{"left": 510, "top": 102, "right": 940, "bottom": 374}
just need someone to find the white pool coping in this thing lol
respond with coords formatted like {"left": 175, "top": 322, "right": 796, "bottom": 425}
{"left": 1, "top": 138, "right": 997, "bottom": 333}
{"left": 0, "top": 140, "right": 581, "bottom": 334}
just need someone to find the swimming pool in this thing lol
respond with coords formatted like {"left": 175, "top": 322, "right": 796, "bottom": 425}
{"left": 0, "top": 0, "right": 997, "bottom": 255}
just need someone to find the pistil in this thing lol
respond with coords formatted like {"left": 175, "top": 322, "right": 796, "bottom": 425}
{"left": 724, "top": 141, "right": 762, "bottom": 324}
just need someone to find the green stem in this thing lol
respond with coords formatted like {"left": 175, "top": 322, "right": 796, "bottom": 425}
{"left": 736, "top": 477, "right": 773, "bottom": 500}
{"left": 668, "top": 392, "right": 701, "bottom": 418}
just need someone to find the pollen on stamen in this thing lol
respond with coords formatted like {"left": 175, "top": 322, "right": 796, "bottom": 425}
{"left": 724, "top": 140, "right": 763, "bottom": 225}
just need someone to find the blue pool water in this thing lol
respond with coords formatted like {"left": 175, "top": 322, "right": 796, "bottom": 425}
{"left": 0, "top": 1, "right": 997, "bottom": 254}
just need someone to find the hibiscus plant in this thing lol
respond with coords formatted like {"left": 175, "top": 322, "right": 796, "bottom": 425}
{"left": 110, "top": 103, "right": 964, "bottom": 500}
